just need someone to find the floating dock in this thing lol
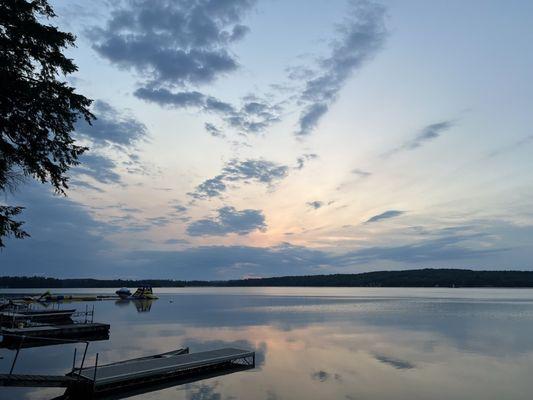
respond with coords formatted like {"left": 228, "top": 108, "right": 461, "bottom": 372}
{"left": 0, "top": 308, "right": 76, "bottom": 325}
{"left": 1, "top": 322, "right": 110, "bottom": 343}
{"left": 70, "top": 347, "right": 255, "bottom": 396}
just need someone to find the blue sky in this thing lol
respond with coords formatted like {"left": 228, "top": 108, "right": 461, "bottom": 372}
{"left": 2, "top": 0, "right": 533, "bottom": 279}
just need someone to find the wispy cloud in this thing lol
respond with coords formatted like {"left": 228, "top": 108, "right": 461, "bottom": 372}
{"left": 204, "top": 122, "right": 225, "bottom": 138}
{"left": 187, "top": 206, "right": 266, "bottom": 236}
{"left": 351, "top": 168, "right": 372, "bottom": 178}
{"left": 74, "top": 153, "right": 122, "bottom": 185}
{"left": 307, "top": 201, "right": 324, "bottom": 210}
{"left": 373, "top": 354, "right": 415, "bottom": 370}
{"left": 295, "top": 153, "right": 319, "bottom": 170}
{"left": 485, "top": 135, "right": 533, "bottom": 159}
{"left": 365, "top": 210, "right": 404, "bottom": 223}
{"left": 76, "top": 100, "right": 148, "bottom": 148}
{"left": 189, "top": 159, "right": 289, "bottom": 199}
{"left": 135, "top": 87, "right": 281, "bottom": 135}
{"left": 296, "top": 0, "right": 388, "bottom": 136}
{"left": 383, "top": 121, "right": 454, "bottom": 157}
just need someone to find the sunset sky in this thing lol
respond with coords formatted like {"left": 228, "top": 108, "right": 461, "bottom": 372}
{"left": 2, "top": 0, "right": 533, "bottom": 279}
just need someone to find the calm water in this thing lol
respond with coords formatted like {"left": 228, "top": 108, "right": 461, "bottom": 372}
{"left": 2, "top": 287, "right": 533, "bottom": 399}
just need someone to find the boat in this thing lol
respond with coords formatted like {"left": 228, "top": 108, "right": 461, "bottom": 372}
{"left": 115, "top": 287, "right": 132, "bottom": 299}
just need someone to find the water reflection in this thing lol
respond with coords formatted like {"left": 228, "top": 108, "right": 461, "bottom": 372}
{"left": 1, "top": 288, "right": 533, "bottom": 399}
{"left": 114, "top": 299, "right": 155, "bottom": 313}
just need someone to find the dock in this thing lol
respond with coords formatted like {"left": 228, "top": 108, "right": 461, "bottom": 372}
{"left": 0, "top": 309, "right": 76, "bottom": 325}
{"left": 1, "top": 322, "right": 110, "bottom": 343}
{"left": 69, "top": 347, "right": 255, "bottom": 396}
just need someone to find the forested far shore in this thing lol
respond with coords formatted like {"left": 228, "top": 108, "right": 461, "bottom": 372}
{"left": 2, "top": 269, "right": 533, "bottom": 289}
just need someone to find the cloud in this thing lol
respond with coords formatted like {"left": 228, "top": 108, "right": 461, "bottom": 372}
{"left": 135, "top": 87, "right": 281, "bottom": 134}
{"left": 74, "top": 153, "right": 122, "bottom": 184}
{"left": 295, "top": 153, "right": 319, "bottom": 170}
{"left": 189, "top": 159, "right": 289, "bottom": 199}
{"left": 171, "top": 203, "right": 188, "bottom": 213}
{"left": 1, "top": 200, "right": 526, "bottom": 279}
{"left": 351, "top": 168, "right": 371, "bottom": 178}
{"left": 69, "top": 180, "right": 105, "bottom": 193}
{"left": 164, "top": 238, "right": 189, "bottom": 245}
{"left": 146, "top": 216, "right": 171, "bottom": 227}
{"left": 335, "top": 231, "right": 508, "bottom": 265}
{"left": 296, "top": 0, "right": 387, "bottom": 135}
{"left": 222, "top": 159, "right": 288, "bottom": 183}
{"left": 374, "top": 354, "right": 415, "bottom": 370}
{"left": 204, "top": 122, "right": 225, "bottom": 138}
{"left": 310, "top": 370, "right": 343, "bottom": 382}
{"left": 190, "top": 175, "right": 227, "bottom": 199}
{"left": 125, "top": 242, "right": 332, "bottom": 279}
{"left": 365, "top": 210, "right": 404, "bottom": 224}
{"left": 187, "top": 206, "right": 266, "bottom": 236}
{"left": 384, "top": 121, "right": 454, "bottom": 157}
{"left": 0, "top": 184, "right": 114, "bottom": 277}
{"left": 76, "top": 100, "right": 148, "bottom": 147}
{"left": 485, "top": 135, "right": 533, "bottom": 159}
{"left": 90, "top": 0, "right": 255, "bottom": 87}
{"left": 307, "top": 201, "right": 324, "bottom": 210}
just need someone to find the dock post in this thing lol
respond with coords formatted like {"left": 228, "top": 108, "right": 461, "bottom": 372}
{"left": 9, "top": 335, "right": 25, "bottom": 375}
{"left": 93, "top": 353, "right": 99, "bottom": 391}
{"left": 78, "top": 342, "right": 89, "bottom": 380}
{"left": 72, "top": 348, "right": 77, "bottom": 372}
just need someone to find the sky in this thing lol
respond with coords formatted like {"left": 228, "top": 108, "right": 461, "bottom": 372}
{"left": 1, "top": 0, "right": 533, "bottom": 279}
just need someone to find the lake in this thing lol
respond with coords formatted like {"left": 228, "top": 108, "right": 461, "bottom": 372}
{"left": 1, "top": 287, "right": 533, "bottom": 399}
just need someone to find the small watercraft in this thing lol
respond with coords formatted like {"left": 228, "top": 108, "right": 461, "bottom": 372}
{"left": 115, "top": 287, "right": 132, "bottom": 299}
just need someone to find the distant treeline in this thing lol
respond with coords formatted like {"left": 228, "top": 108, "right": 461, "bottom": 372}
{"left": 2, "top": 269, "right": 533, "bottom": 288}
{"left": 0, "top": 277, "right": 187, "bottom": 289}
